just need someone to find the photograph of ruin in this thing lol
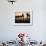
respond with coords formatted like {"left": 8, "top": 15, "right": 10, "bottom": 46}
{"left": 15, "top": 12, "right": 30, "bottom": 23}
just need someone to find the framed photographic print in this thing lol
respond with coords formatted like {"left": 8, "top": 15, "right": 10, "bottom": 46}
{"left": 14, "top": 9, "right": 33, "bottom": 26}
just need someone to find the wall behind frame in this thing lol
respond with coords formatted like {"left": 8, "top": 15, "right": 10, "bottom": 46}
{"left": 0, "top": 0, "right": 46, "bottom": 41}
